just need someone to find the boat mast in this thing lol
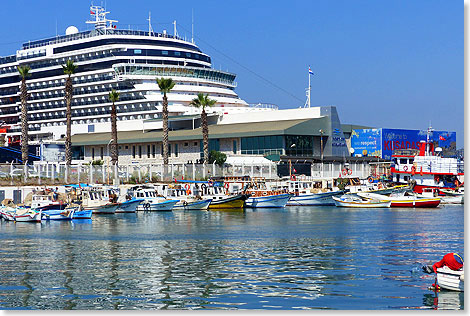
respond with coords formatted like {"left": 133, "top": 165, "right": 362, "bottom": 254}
{"left": 304, "top": 66, "right": 313, "bottom": 108}
{"left": 86, "top": 5, "right": 118, "bottom": 34}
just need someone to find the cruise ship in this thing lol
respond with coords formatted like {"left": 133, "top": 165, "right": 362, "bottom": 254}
{"left": 0, "top": 6, "right": 276, "bottom": 146}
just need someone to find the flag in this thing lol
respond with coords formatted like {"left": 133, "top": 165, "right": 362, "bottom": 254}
{"left": 90, "top": 10, "right": 95, "bottom": 15}
{"left": 439, "top": 135, "right": 446, "bottom": 141}
{"left": 293, "top": 168, "right": 296, "bottom": 173}
{"left": 308, "top": 66, "right": 314, "bottom": 75}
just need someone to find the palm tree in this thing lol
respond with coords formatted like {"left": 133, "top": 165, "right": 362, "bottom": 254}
{"left": 190, "top": 93, "right": 216, "bottom": 164}
{"left": 17, "top": 65, "right": 31, "bottom": 165}
{"left": 108, "top": 89, "right": 120, "bottom": 165}
{"left": 156, "top": 77, "right": 175, "bottom": 165}
{"left": 62, "top": 59, "right": 77, "bottom": 167}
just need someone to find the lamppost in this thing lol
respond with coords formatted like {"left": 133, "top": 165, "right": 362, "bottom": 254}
{"left": 289, "top": 143, "right": 296, "bottom": 179}
{"left": 319, "top": 129, "right": 324, "bottom": 177}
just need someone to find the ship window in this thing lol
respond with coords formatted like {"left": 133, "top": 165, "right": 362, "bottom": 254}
{"left": 134, "top": 49, "right": 142, "bottom": 54}
{"left": 399, "top": 158, "right": 408, "bottom": 164}
{"left": 162, "top": 51, "right": 168, "bottom": 55}
{"left": 174, "top": 51, "right": 181, "bottom": 56}
{"left": 186, "top": 53, "right": 191, "bottom": 57}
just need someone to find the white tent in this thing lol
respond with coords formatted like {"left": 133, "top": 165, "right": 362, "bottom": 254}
{"left": 225, "top": 156, "right": 276, "bottom": 165}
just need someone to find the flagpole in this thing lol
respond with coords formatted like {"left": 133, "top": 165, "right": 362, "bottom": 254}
{"left": 308, "top": 66, "right": 311, "bottom": 108}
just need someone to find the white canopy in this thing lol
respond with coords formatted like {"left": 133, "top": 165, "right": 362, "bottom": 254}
{"left": 225, "top": 156, "right": 276, "bottom": 165}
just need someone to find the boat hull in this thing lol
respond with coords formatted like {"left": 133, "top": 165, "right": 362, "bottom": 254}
{"left": 137, "top": 199, "right": 179, "bottom": 211}
{"left": 173, "top": 199, "right": 212, "bottom": 210}
{"left": 87, "top": 203, "right": 120, "bottom": 214}
{"left": 116, "top": 199, "right": 143, "bottom": 213}
{"left": 390, "top": 199, "right": 440, "bottom": 208}
{"left": 286, "top": 191, "right": 343, "bottom": 206}
{"left": 208, "top": 194, "right": 249, "bottom": 209}
{"left": 42, "top": 208, "right": 75, "bottom": 220}
{"left": 332, "top": 196, "right": 391, "bottom": 208}
{"left": 72, "top": 209, "right": 93, "bottom": 219}
{"left": 245, "top": 194, "right": 291, "bottom": 208}
{"left": 437, "top": 267, "right": 464, "bottom": 292}
{"left": 14, "top": 211, "right": 42, "bottom": 222}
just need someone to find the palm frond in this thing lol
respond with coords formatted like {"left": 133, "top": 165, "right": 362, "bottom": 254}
{"left": 108, "top": 89, "right": 120, "bottom": 102}
{"left": 156, "top": 77, "right": 175, "bottom": 93}
{"left": 17, "top": 65, "right": 31, "bottom": 79}
{"left": 62, "top": 59, "right": 77, "bottom": 75}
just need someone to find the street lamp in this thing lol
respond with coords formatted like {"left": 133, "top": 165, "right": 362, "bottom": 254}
{"left": 289, "top": 143, "right": 296, "bottom": 179}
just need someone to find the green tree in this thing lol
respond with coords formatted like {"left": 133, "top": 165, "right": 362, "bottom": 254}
{"left": 190, "top": 93, "right": 216, "bottom": 164}
{"left": 156, "top": 77, "right": 175, "bottom": 165}
{"left": 108, "top": 89, "right": 120, "bottom": 165}
{"left": 209, "top": 150, "right": 227, "bottom": 166}
{"left": 62, "top": 59, "right": 77, "bottom": 166}
{"left": 17, "top": 65, "right": 31, "bottom": 165}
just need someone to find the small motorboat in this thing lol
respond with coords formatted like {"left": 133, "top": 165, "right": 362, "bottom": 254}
{"left": 72, "top": 207, "right": 93, "bottom": 219}
{"left": 208, "top": 194, "right": 250, "bottom": 209}
{"left": 357, "top": 191, "right": 440, "bottom": 208}
{"left": 115, "top": 198, "right": 144, "bottom": 213}
{"left": 245, "top": 193, "right": 292, "bottom": 208}
{"left": 41, "top": 207, "right": 76, "bottom": 220}
{"left": 437, "top": 266, "right": 464, "bottom": 292}
{"left": 138, "top": 199, "right": 180, "bottom": 211}
{"left": 173, "top": 198, "right": 212, "bottom": 211}
{"left": 332, "top": 195, "right": 391, "bottom": 208}
{"left": 14, "top": 208, "right": 42, "bottom": 222}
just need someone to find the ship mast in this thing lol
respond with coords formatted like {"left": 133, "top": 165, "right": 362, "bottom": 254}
{"left": 426, "top": 125, "right": 434, "bottom": 156}
{"left": 304, "top": 66, "right": 313, "bottom": 108}
{"left": 86, "top": 5, "right": 118, "bottom": 34}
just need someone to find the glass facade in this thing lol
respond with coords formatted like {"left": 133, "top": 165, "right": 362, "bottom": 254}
{"left": 285, "top": 135, "right": 314, "bottom": 156}
{"left": 241, "top": 135, "right": 283, "bottom": 155}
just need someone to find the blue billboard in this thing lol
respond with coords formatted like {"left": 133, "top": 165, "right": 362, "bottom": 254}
{"left": 350, "top": 129, "right": 382, "bottom": 157}
{"left": 351, "top": 128, "right": 457, "bottom": 160}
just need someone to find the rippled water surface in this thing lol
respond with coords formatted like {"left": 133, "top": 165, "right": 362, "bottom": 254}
{"left": 0, "top": 205, "right": 464, "bottom": 310}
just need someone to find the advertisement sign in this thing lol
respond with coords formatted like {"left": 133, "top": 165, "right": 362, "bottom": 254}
{"left": 350, "top": 129, "right": 382, "bottom": 157}
{"left": 42, "top": 144, "right": 65, "bottom": 162}
{"left": 381, "top": 129, "right": 456, "bottom": 160}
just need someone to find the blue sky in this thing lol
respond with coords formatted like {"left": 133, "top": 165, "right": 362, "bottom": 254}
{"left": 0, "top": 0, "right": 463, "bottom": 146}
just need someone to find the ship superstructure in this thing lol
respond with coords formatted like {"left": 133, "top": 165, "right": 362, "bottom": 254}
{"left": 0, "top": 6, "right": 275, "bottom": 145}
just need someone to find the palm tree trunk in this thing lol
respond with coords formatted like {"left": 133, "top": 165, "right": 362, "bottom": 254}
{"left": 110, "top": 100, "right": 118, "bottom": 165}
{"left": 20, "top": 78, "right": 28, "bottom": 165}
{"left": 64, "top": 76, "right": 73, "bottom": 166}
{"left": 201, "top": 108, "right": 209, "bottom": 164}
{"left": 162, "top": 93, "right": 169, "bottom": 165}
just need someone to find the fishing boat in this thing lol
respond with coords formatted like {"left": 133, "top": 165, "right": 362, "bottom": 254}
{"left": 72, "top": 207, "right": 93, "bottom": 219}
{"left": 115, "top": 198, "right": 144, "bottom": 213}
{"left": 80, "top": 186, "right": 121, "bottom": 214}
{"left": 436, "top": 266, "right": 464, "bottom": 292}
{"left": 0, "top": 206, "right": 16, "bottom": 221}
{"left": 41, "top": 207, "right": 76, "bottom": 220}
{"left": 14, "top": 208, "right": 42, "bottom": 222}
{"left": 439, "top": 188, "right": 464, "bottom": 204}
{"left": 245, "top": 193, "right": 292, "bottom": 208}
{"left": 130, "top": 186, "right": 179, "bottom": 211}
{"left": 391, "top": 127, "right": 464, "bottom": 193}
{"left": 208, "top": 194, "right": 250, "bottom": 209}
{"left": 332, "top": 195, "right": 391, "bottom": 208}
{"left": 173, "top": 198, "right": 213, "bottom": 210}
{"left": 357, "top": 191, "right": 440, "bottom": 208}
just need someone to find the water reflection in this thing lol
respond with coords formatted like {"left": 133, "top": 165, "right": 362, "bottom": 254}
{"left": 0, "top": 205, "right": 464, "bottom": 309}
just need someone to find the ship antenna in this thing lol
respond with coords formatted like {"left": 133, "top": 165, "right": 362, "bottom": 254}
{"left": 173, "top": 20, "right": 179, "bottom": 38}
{"left": 147, "top": 11, "right": 154, "bottom": 36}
{"left": 304, "top": 65, "right": 312, "bottom": 108}
{"left": 191, "top": 9, "right": 194, "bottom": 44}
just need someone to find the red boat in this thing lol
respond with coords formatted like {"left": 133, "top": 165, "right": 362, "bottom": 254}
{"left": 390, "top": 127, "right": 464, "bottom": 193}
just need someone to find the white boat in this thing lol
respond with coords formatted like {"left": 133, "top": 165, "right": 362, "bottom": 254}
{"left": 357, "top": 191, "right": 440, "bottom": 208}
{"left": 287, "top": 191, "right": 344, "bottom": 206}
{"left": 245, "top": 193, "right": 292, "bottom": 208}
{"left": 437, "top": 266, "right": 464, "bottom": 291}
{"left": 130, "top": 186, "right": 179, "bottom": 211}
{"left": 115, "top": 198, "right": 144, "bottom": 213}
{"left": 14, "top": 208, "right": 42, "bottom": 222}
{"left": 332, "top": 195, "right": 391, "bottom": 208}
{"left": 173, "top": 199, "right": 212, "bottom": 210}
{"left": 439, "top": 188, "right": 464, "bottom": 204}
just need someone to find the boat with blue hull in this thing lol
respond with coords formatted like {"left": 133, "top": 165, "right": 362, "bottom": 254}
{"left": 72, "top": 208, "right": 93, "bottom": 219}
{"left": 42, "top": 207, "right": 76, "bottom": 220}
{"left": 245, "top": 194, "right": 292, "bottom": 208}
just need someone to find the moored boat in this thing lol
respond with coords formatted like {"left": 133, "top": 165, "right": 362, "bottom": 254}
{"left": 41, "top": 207, "right": 76, "bottom": 220}
{"left": 332, "top": 195, "right": 391, "bottom": 208}
{"left": 357, "top": 191, "right": 440, "bottom": 208}
{"left": 116, "top": 198, "right": 144, "bottom": 213}
{"left": 14, "top": 209, "right": 42, "bottom": 222}
{"left": 208, "top": 194, "right": 250, "bottom": 209}
{"left": 437, "top": 266, "right": 464, "bottom": 292}
{"left": 72, "top": 208, "right": 93, "bottom": 219}
{"left": 245, "top": 193, "right": 291, "bottom": 208}
{"left": 173, "top": 199, "right": 212, "bottom": 211}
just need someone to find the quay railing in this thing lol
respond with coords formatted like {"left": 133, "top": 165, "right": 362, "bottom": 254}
{"left": 0, "top": 161, "right": 373, "bottom": 186}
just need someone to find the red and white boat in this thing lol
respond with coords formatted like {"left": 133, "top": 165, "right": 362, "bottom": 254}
{"left": 357, "top": 191, "right": 440, "bottom": 208}
{"left": 390, "top": 127, "right": 464, "bottom": 193}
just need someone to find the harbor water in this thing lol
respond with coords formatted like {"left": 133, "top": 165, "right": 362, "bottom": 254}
{"left": 0, "top": 205, "right": 464, "bottom": 310}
